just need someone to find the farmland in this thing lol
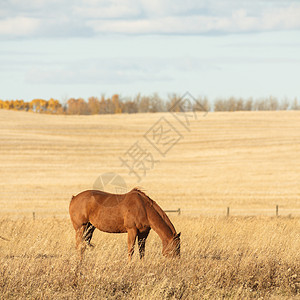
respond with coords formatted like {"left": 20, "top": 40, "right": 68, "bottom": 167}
{"left": 0, "top": 109, "right": 299, "bottom": 298}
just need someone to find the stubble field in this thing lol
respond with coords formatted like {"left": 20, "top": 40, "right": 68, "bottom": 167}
{"left": 0, "top": 109, "right": 299, "bottom": 298}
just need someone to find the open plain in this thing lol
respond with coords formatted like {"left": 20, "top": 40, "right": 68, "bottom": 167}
{"left": 0, "top": 109, "right": 299, "bottom": 298}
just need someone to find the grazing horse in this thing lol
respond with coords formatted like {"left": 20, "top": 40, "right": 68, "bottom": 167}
{"left": 69, "top": 188, "right": 181, "bottom": 260}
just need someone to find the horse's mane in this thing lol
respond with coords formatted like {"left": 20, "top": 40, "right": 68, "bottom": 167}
{"left": 131, "top": 187, "right": 176, "bottom": 235}
{"left": 132, "top": 187, "right": 154, "bottom": 205}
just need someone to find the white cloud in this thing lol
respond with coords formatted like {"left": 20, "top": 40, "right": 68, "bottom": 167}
{"left": 262, "top": 4, "right": 300, "bottom": 30}
{"left": 72, "top": 0, "right": 141, "bottom": 19}
{"left": 0, "top": 0, "right": 300, "bottom": 39}
{"left": 86, "top": 4, "right": 300, "bottom": 34}
{"left": 0, "top": 17, "right": 40, "bottom": 37}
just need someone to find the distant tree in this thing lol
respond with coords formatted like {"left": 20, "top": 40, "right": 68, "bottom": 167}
{"left": 254, "top": 98, "right": 266, "bottom": 111}
{"left": 268, "top": 96, "right": 279, "bottom": 111}
{"left": 67, "top": 98, "right": 76, "bottom": 114}
{"left": 123, "top": 99, "right": 138, "bottom": 113}
{"left": 30, "top": 99, "right": 48, "bottom": 113}
{"left": 138, "top": 96, "right": 150, "bottom": 113}
{"left": 279, "top": 98, "right": 289, "bottom": 110}
{"left": 214, "top": 98, "right": 225, "bottom": 111}
{"left": 112, "top": 94, "right": 122, "bottom": 114}
{"left": 227, "top": 97, "right": 237, "bottom": 111}
{"left": 253, "top": 97, "right": 279, "bottom": 111}
{"left": 12, "top": 100, "right": 25, "bottom": 110}
{"left": 195, "top": 96, "right": 210, "bottom": 112}
{"left": 8, "top": 100, "right": 14, "bottom": 110}
{"left": 105, "top": 98, "right": 115, "bottom": 114}
{"left": 149, "top": 93, "right": 165, "bottom": 112}
{"left": 0, "top": 100, "right": 11, "bottom": 110}
{"left": 88, "top": 97, "right": 100, "bottom": 114}
{"left": 24, "top": 102, "right": 30, "bottom": 111}
{"left": 235, "top": 98, "right": 244, "bottom": 111}
{"left": 126, "top": 93, "right": 143, "bottom": 113}
{"left": 291, "top": 98, "right": 300, "bottom": 110}
{"left": 167, "top": 94, "right": 181, "bottom": 112}
{"left": 67, "top": 98, "right": 89, "bottom": 114}
{"left": 133, "top": 94, "right": 141, "bottom": 110}
{"left": 99, "top": 95, "right": 107, "bottom": 114}
{"left": 47, "top": 98, "right": 61, "bottom": 114}
{"left": 244, "top": 98, "right": 253, "bottom": 111}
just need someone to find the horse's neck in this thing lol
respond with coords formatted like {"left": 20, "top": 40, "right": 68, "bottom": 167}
{"left": 146, "top": 205, "right": 174, "bottom": 244}
{"left": 152, "top": 201, "right": 176, "bottom": 235}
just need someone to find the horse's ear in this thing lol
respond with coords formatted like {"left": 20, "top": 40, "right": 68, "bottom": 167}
{"left": 177, "top": 232, "right": 181, "bottom": 238}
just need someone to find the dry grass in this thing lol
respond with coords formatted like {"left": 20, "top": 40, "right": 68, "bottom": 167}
{"left": 0, "top": 110, "right": 300, "bottom": 298}
{"left": 0, "top": 216, "right": 299, "bottom": 299}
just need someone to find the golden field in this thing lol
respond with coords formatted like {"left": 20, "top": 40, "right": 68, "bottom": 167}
{"left": 0, "top": 109, "right": 299, "bottom": 217}
{"left": 0, "top": 109, "right": 300, "bottom": 298}
{"left": 0, "top": 217, "right": 299, "bottom": 299}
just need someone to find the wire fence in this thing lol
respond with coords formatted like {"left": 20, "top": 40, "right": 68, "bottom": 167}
{"left": 1, "top": 205, "right": 300, "bottom": 219}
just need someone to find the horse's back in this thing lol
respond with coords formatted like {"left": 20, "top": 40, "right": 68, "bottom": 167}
{"left": 69, "top": 190, "right": 128, "bottom": 230}
{"left": 69, "top": 189, "right": 151, "bottom": 232}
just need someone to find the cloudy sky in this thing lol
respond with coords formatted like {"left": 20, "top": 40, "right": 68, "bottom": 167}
{"left": 0, "top": 0, "right": 299, "bottom": 102}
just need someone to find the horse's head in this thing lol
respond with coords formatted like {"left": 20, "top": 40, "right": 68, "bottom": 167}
{"left": 163, "top": 232, "right": 181, "bottom": 258}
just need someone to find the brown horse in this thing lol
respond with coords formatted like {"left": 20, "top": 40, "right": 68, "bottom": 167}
{"left": 69, "top": 188, "right": 180, "bottom": 260}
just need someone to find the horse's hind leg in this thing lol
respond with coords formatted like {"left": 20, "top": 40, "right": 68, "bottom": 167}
{"left": 83, "top": 222, "right": 96, "bottom": 247}
{"left": 127, "top": 228, "right": 137, "bottom": 262}
{"left": 138, "top": 228, "right": 150, "bottom": 259}
{"left": 75, "top": 225, "right": 86, "bottom": 260}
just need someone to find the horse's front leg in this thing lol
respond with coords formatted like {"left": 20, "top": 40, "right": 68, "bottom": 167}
{"left": 138, "top": 229, "right": 150, "bottom": 260}
{"left": 127, "top": 228, "right": 137, "bottom": 262}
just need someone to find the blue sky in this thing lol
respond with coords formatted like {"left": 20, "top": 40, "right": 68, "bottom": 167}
{"left": 0, "top": 0, "right": 299, "bottom": 102}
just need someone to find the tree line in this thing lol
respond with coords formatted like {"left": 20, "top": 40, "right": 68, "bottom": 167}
{"left": 0, "top": 98, "right": 63, "bottom": 114}
{"left": 1, "top": 94, "right": 300, "bottom": 114}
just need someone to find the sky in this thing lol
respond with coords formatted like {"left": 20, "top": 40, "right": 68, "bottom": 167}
{"left": 0, "top": 0, "right": 300, "bottom": 103}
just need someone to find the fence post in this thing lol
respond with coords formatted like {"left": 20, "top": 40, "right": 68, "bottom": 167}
{"left": 276, "top": 205, "right": 279, "bottom": 217}
{"left": 178, "top": 208, "right": 181, "bottom": 216}
{"left": 227, "top": 207, "right": 230, "bottom": 217}
{"left": 33, "top": 212, "right": 35, "bottom": 220}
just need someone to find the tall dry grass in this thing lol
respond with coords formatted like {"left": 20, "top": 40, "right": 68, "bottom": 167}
{"left": 0, "top": 216, "right": 299, "bottom": 299}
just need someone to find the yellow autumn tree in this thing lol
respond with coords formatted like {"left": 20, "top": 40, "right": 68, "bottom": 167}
{"left": 30, "top": 99, "right": 48, "bottom": 113}
{"left": 88, "top": 97, "right": 100, "bottom": 114}
{"left": 67, "top": 98, "right": 89, "bottom": 114}
{"left": 112, "top": 94, "right": 122, "bottom": 114}
{"left": 47, "top": 98, "right": 61, "bottom": 114}
{"left": 13, "top": 100, "right": 25, "bottom": 110}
